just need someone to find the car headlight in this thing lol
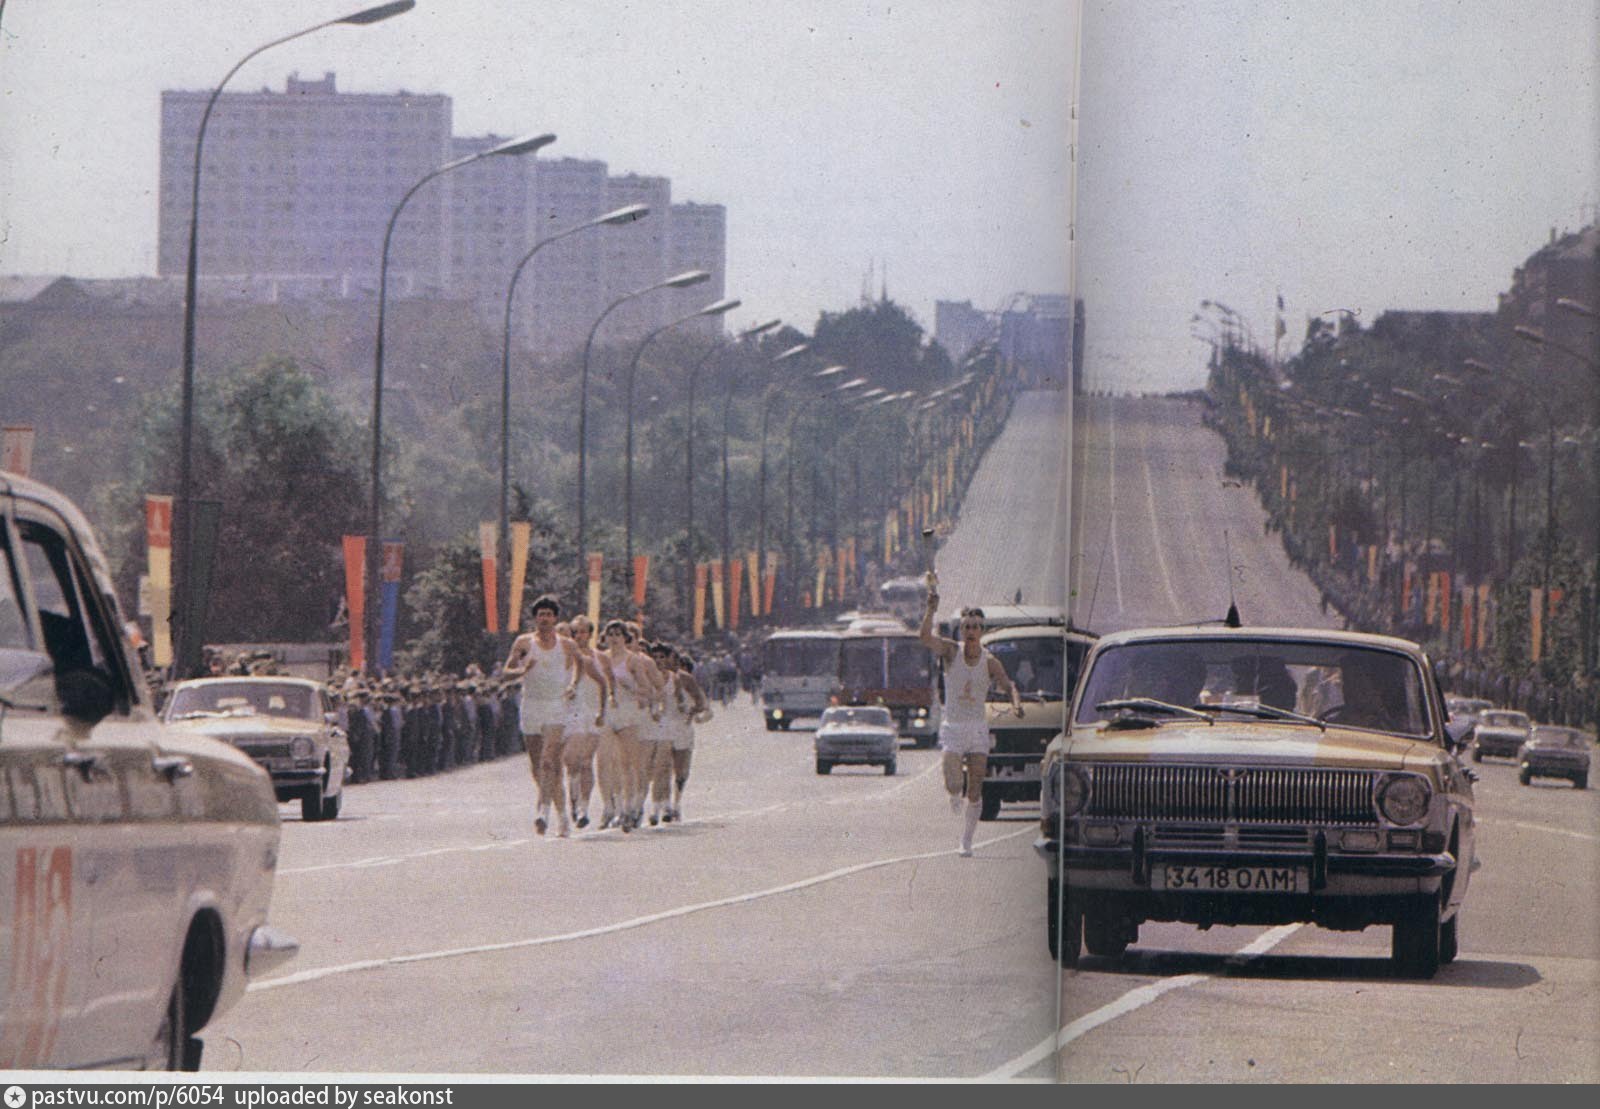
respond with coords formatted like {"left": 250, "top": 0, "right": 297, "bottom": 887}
{"left": 1062, "top": 765, "right": 1090, "bottom": 817}
{"left": 1377, "top": 773, "right": 1431, "bottom": 826}
{"left": 290, "top": 736, "right": 315, "bottom": 759}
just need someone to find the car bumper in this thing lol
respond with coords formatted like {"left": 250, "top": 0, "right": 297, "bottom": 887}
{"left": 269, "top": 768, "right": 325, "bottom": 798}
{"left": 816, "top": 744, "right": 895, "bottom": 762}
{"left": 1522, "top": 760, "right": 1588, "bottom": 774}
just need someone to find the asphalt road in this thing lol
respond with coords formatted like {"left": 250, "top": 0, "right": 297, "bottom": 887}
{"left": 203, "top": 390, "right": 1073, "bottom": 1080}
{"left": 1043, "top": 394, "right": 1600, "bottom": 1083}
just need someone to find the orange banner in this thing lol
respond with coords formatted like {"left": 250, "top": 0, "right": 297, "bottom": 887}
{"left": 763, "top": 552, "right": 779, "bottom": 616}
{"left": 1, "top": 425, "right": 35, "bottom": 477}
{"left": 506, "top": 521, "right": 532, "bottom": 632}
{"left": 728, "top": 558, "right": 743, "bottom": 631}
{"left": 1530, "top": 587, "right": 1544, "bottom": 663}
{"left": 342, "top": 535, "right": 367, "bottom": 672}
{"left": 145, "top": 495, "right": 174, "bottom": 667}
{"left": 746, "top": 551, "right": 761, "bottom": 618}
{"left": 1439, "top": 571, "right": 1451, "bottom": 633}
{"left": 632, "top": 554, "right": 650, "bottom": 610}
{"left": 479, "top": 522, "right": 499, "bottom": 634}
{"left": 693, "top": 562, "right": 708, "bottom": 639}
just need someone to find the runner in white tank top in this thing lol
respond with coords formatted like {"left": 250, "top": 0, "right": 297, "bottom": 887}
{"left": 503, "top": 595, "right": 600, "bottom": 838}
{"left": 918, "top": 575, "right": 1023, "bottom": 856}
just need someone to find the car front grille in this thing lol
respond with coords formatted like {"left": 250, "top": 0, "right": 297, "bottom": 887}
{"left": 990, "top": 727, "right": 1061, "bottom": 754}
{"left": 1086, "top": 765, "right": 1378, "bottom": 825}
{"left": 236, "top": 740, "right": 294, "bottom": 760}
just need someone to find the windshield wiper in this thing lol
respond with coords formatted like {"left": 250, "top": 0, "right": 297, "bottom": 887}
{"left": 1095, "top": 698, "right": 1214, "bottom": 724}
{"left": 171, "top": 710, "right": 226, "bottom": 720}
{"left": 1196, "top": 702, "right": 1326, "bottom": 732}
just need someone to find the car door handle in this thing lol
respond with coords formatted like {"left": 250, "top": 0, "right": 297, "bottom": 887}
{"left": 153, "top": 755, "right": 194, "bottom": 782}
{"left": 59, "top": 750, "right": 105, "bottom": 779}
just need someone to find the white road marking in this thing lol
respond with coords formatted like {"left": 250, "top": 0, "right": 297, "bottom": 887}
{"left": 250, "top": 826, "right": 1036, "bottom": 993}
{"left": 981, "top": 923, "right": 1303, "bottom": 1081}
{"left": 1107, "top": 397, "right": 1124, "bottom": 613}
{"left": 1499, "top": 819, "right": 1600, "bottom": 843}
{"left": 1138, "top": 415, "right": 1184, "bottom": 620}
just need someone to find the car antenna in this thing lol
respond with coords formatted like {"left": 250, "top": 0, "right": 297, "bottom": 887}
{"left": 1224, "top": 529, "right": 1242, "bottom": 628}
{"left": 1084, "top": 527, "right": 1111, "bottom": 634}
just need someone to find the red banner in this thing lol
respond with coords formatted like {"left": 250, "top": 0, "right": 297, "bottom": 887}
{"left": 342, "top": 535, "right": 367, "bottom": 672}
{"left": 479, "top": 522, "right": 499, "bottom": 634}
{"left": 728, "top": 558, "right": 743, "bottom": 630}
{"left": 632, "top": 554, "right": 650, "bottom": 610}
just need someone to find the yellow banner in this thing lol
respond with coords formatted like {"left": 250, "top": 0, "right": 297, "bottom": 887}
{"left": 710, "top": 560, "right": 725, "bottom": 628}
{"left": 746, "top": 551, "right": 761, "bottom": 617}
{"left": 145, "top": 495, "right": 173, "bottom": 667}
{"left": 506, "top": 521, "right": 532, "bottom": 632}
{"left": 814, "top": 552, "right": 828, "bottom": 609}
{"left": 586, "top": 552, "right": 603, "bottom": 629}
{"left": 693, "top": 563, "right": 708, "bottom": 639}
{"left": 1530, "top": 587, "right": 1544, "bottom": 663}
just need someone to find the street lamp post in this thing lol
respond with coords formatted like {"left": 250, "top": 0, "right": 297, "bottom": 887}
{"left": 578, "top": 269, "right": 711, "bottom": 572}
{"left": 173, "top": 0, "right": 415, "bottom": 679}
{"left": 622, "top": 296, "right": 740, "bottom": 604}
{"left": 368, "top": 131, "right": 555, "bottom": 670}
{"left": 683, "top": 321, "right": 782, "bottom": 619}
{"left": 499, "top": 203, "right": 648, "bottom": 629}
{"left": 754, "top": 343, "right": 810, "bottom": 622}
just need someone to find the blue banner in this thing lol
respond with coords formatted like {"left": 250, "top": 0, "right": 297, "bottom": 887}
{"left": 378, "top": 540, "right": 404, "bottom": 673}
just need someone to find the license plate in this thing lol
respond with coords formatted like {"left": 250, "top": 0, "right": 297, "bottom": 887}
{"left": 995, "top": 762, "right": 1040, "bottom": 780}
{"left": 1156, "top": 865, "right": 1306, "bottom": 892}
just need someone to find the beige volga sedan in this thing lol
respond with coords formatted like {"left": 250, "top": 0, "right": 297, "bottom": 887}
{"left": 0, "top": 474, "right": 296, "bottom": 1070}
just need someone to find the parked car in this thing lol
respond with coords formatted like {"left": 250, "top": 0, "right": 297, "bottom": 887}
{"left": 0, "top": 473, "right": 296, "bottom": 1069}
{"left": 1445, "top": 695, "right": 1493, "bottom": 738}
{"left": 163, "top": 676, "right": 349, "bottom": 821}
{"left": 814, "top": 704, "right": 899, "bottom": 775}
{"left": 1473, "top": 709, "right": 1532, "bottom": 762}
{"left": 1039, "top": 624, "right": 1477, "bottom": 979}
{"left": 1518, "top": 725, "right": 1590, "bottom": 789}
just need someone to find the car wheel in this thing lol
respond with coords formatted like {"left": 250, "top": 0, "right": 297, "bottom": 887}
{"left": 1083, "top": 906, "right": 1131, "bottom": 959}
{"left": 816, "top": 758, "right": 832, "bottom": 775}
{"left": 319, "top": 789, "right": 342, "bottom": 821}
{"left": 979, "top": 785, "right": 1001, "bottom": 822}
{"left": 300, "top": 783, "right": 324, "bottom": 822}
{"left": 1576, "top": 773, "right": 1588, "bottom": 790}
{"left": 1519, "top": 768, "right": 1531, "bottom": 785}
{"left": 914, "top": 735, "right": 936, "bottom": 750}
{"left": 1439, "top": 910, "right": 1460, "bottom": 965}
{"left": 883, "top": 759, "right": 896, "bottom": 776}
{"left": 780, "top": 719, "right": 792, "bottom": 731}
{"left": 765, "top": 719, "right": 779, "bottom": 732}
{"left": 1392, "top": 892, "right": 1442, "bottom": 979}
{"left": 1471, "top": 749, "right": 1482, "bottom": 763}
{"left": 1046, "top": 878, "right": 1082, "bottom": 968}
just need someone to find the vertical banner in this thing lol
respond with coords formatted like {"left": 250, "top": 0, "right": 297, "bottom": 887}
{"left": 506, "top": 521, "right": 532, "bottom": 632}
{"left": 1461, "top": 583, "right": 1474, "bottom": 652}
{"left": 746, "top": 551, "right": 761, "bottom": 617}
{"left": 1402, "top": 563, "right": 1414, "bottom": 615}
{"left": 1367, "top": 544, "right": 1378, "bottom": 585}
{"left": 1424, "top": 573, "right": 1438, "bottom": 626}
{"left": 835, "top": 545, "right": 848, "bottom": 603}
{"left": 632, "top": 554, "right": 650, "bottom": 611}
{"left": 144, "top": 496, "right": 173, "bottom": 669}
{"left": 378, "top": 541, "right": 403, "bottom": 672}
{"left": 693, "top": 562, "right": 709, "bottom": 639}
{"left": 1439, "top": 571, "right": 1451, "bottom": 634}
{"left": 884, "top": 513, "right": 894, "bottom": 562}
{"left": 763, "top": 552, "right": 779, "bottom": 616}
{"left": 342, "top": 535, "right": 367, "bottom": 673}
{"left": 728, "top": 558, "right": 744, "bottom": 631}
{"left": 2, "top": 425, "right": 36, "bottom": 476}
{"left": 814, "top": 551, "right": 828, "bottom": 609}
{"left": 710, "top": 559, "right": 725, "bottom": 629}
{"left": 1477, "top": 584, "right": 1492, "bottom": 653}
{"left": 1530, "top": 587, "right": 1544, "bottom": 663}
{"left": 586, "top": 553, "right": 604, "bottom": 629}
{"left": 1280, "top": 466, "right": 1288, "bottom": 499}
{"left": 1328, "top": 524, "right": 1338, "bottom": 560}
{"left": 478, "top": 522, "right": 499, "bottom": 634}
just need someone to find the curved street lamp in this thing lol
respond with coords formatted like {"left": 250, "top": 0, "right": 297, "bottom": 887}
{"left": 499, "top": 202, "right": 648, "bottom": 626}
{"left": 368, "top": 130, "right": 556, "bottom": 666}
{"left": 682, "top": 319, "right": 781, "bottom": 617}
{"left": 173, "top": 0, "right": 415, "bottom": 678}
{"left": 623, "top": 296, "right": 740, "bottom": 593}
{"left": 577, "top": 269, "right": 711, "bottom": 567}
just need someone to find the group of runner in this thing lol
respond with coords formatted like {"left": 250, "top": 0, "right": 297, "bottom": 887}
{"left": 503, "top": 594, "right": 711, "bottom": 837}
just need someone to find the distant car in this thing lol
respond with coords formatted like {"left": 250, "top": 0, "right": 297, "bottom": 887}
{"left": 814, "top": 704, "right": 899, "bottom": 775}
{"left": 163, "top": 676, "right": 349, "bottom": 820}
{"left": 0, "top": 474, "right": 295, "bottom": 1069}
{"left": 1039, "top": 624, "right": 1477, "bottom": 979}
{"left": 1518, "top": 725, "right": 1590, "bottom": 789}
{"left": 1473, "top": 709, "right": 1532, "bottom": 762}
{"left": 1445, "top": 696, "right": 1493, "bottom": 737}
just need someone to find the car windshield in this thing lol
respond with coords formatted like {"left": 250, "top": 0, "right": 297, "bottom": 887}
{"left": 1075, "top": 637, "right": 1431, "bottom": 737}
{"left": 822, "top": 707, "right": 892, "bottom": 727}
{"left": 1530, "top": 728, "right": 1585, "bottom": 748}
{"left": 987, "top": 635, "right": 1066, "bottom": 699}
{"left": 763, "top": 637, "right": 839, "bottom": 678}
{"left": 1482, "top": 711, "right": 1530, "bottom": 729}
{"left": 167, "top": 682, "right": 316, "bottom": 721}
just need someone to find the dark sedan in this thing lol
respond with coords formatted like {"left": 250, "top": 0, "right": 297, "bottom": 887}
{"left": 1519, "top": 726, "right": 1590, "bottom": 789}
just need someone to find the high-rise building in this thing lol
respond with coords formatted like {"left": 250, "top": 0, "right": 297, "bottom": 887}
{"left": 522, "top": 157, "right": 611, "bottom": 354}
{"left": 158, "top": 72, "right": 453, "bottom": 296}
{"left": 665, "top": 202, "right": 728, "bottom": 339}
{"left": 447, "top": 133, "right": 533, "bottom": 311}
{"left": 602, "top": 174, "right": 672, "bottom": 340}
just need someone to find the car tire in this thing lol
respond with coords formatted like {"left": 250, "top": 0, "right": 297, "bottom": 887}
{"left": 319, "top": 789, "right": 342, "bottom": 821}
{"left": 1392, "top": 893, "right": 1442, "bottom": 979}
{"left": 300, "top": 783, "right": 324, "bottom": 822}
{"left": 1083, "top": 906, "right": 1131, "bottom": 959}
{"left": 1046, "top": 877, "right": 1082, "bottom": 968}
{"left": 1576, "top": 773, "right": 1588, "bottom": 790}
{"left": 883, "top": 759, "right": 896, "bottom": 776}
{"left": 1439, "top": 910, "right": 1460, "bottom": 965}
{"left": 1519, "top": 768, "right": 1531, "bottom": 785}
{"left": 764, "top": 719, "right": 778, "bottom": 732}
{"left": 1471, "top": 749, "right": 1482, "bottom": 763}
{"left": 914, "top": 735, "right": 936, "bottom": 750}
{"left": 816, "top": 758, "right": 832, "bottom": 775}
{"left": 979, "top": 785, "right": 1001, "bottom": 822}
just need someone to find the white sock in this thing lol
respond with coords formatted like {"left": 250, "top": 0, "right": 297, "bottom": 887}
{"left": 961, "top": 800, "right": 981, "bottom": 851}
{"left": 949, "top": 791, "right": 964, "bottom": 814}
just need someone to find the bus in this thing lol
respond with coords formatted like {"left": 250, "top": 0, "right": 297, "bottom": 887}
{"left": 759, "top": 629, "right": 843, "bottom": 730}
{"left": 838, "top": 618, "right": 941, "bottom": 745}
{"left": 878, "top": 576, "right": 928, "bottom": 626}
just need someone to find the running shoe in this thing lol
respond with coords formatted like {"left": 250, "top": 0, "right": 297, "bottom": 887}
{"left": 535, "top": 815, "right": 547, "bottom": 835}
{"left": 576, "top": 811, "right": 590, "bottom": 829}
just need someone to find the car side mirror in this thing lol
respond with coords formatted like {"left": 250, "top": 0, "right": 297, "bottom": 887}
{"left": 57, "top": 668, "right": 116, "bottom": 726}
{"left": 1444, "top": 718, "right": 1472, "bottom": 752}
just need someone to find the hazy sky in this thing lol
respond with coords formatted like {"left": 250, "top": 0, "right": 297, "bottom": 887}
{"left": 0, "top": 0, "right": 1074, "bottom": 342}
{"left": 1079, "top": 1, "right": 1600, "bottom": 393}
